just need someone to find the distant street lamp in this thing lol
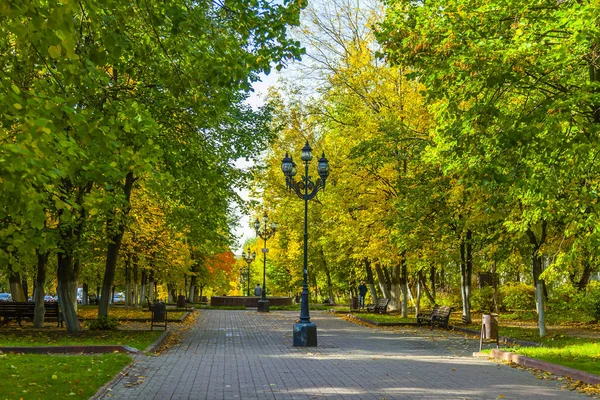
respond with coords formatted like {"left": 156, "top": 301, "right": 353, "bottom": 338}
{"left": 240, "top": 267, "right": 248, "bottom": 296}
{"left": 241, "top": 248, "right": 256, "bottom": 296}
{"left": 254, "top": 212, "right": 277, "bottom": 313}
{"left": 281, "top": 141, "right": 330, "bottom": 347}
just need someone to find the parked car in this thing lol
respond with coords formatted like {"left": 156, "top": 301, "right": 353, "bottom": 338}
{"left": 0, "top": 293, "right": 11, "bottom": 302}
{"left": 44, "top": 295, "right": 56, "bottom": 302}
{"left": 113, "top": 292, "right": 125, "bottom": 303}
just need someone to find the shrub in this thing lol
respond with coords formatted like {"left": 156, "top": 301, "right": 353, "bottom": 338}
{"left": 470, "top": 287, "right": 496, "bottom": 313}
{"left": 500, "top": 282, "right": 535, "bottom": 311}
{"left": 87, "top": 316, "right": 120, "bottom": 331}
{"left": 582, "top": 281, "right": 600, "bottom": 321}
{"left": 434, "top": 288, "right": 461, "bottom": 308}
{"left": 547, "top": 283, "right": 584, "bottom": 312}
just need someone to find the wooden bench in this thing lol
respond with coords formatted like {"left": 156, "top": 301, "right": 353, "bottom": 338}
{"left": 416, "top": 305, "right": 453, "bottom": 330}
{"left": 88, "top": 294, "right": 99, "bottom": 305}
{"left": 366, "top": 298, "right": 390, "bottom": 314}
{"left": 0, "top": 302, "right": 63, "bottom": 327}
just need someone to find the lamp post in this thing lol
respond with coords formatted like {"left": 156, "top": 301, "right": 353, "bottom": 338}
{"left": 281, "top": 141, "right": 330, "bottom": 347}
{"left": 240, "top": 267, "right": 248, "bottom": 296}
{"left": 254, "top": 212, "right": 277, "bottom": 313}
{"left": 241, "top": 248, "right": 255, "bottom": 296}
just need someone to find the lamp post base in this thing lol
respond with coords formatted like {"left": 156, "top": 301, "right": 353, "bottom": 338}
{"left": 293, "top": 322, "right": 317, "bottom": 347}
{"left": 257, "top": 299, "right": 270, "bottom": 313}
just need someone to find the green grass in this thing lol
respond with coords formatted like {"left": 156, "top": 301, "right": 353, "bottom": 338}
{"left": 0, "top": 353, "right": 131, "bottom": 400}
{"left": 354, "top": 313, "right": 414, "bottom": 324}
{"left": 506, "top": 343, "right": 600, "bottom": 376}
{"left": 0, "top": 330, "right": 163, "bottom": 351}
{"left": 500, "top": 310, "right": 596, "bottom": 325}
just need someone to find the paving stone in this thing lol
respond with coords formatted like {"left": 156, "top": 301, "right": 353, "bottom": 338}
{"left": 99, "top": 310, "right": 590, "bottom": 399}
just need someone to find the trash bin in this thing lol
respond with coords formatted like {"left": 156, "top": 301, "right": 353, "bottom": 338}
{"left": 481, "top": 313, "right": 498, "bottom": 339}
{"left": 479, "top": 313, "right": 499, "bottom": 351}
{"left": 177, "top": 295, "right": 186, "bottom": 308}
{"left": 350, "top": 296, "right": 359, "bottom": 310}
{"left": 150, "top": 302, "right": 167, "bottom": 330}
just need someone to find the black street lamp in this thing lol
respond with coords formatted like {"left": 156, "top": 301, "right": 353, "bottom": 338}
{"left": 240, "top": 267, "right": 248, "bottom": 296}
{"left": 241, "top": 248, "right": 256, "bottom": 297}
{"left": 281, "top": 141, "right": 330, "bottom": 347}
{"left": 254, "top": 212, "right": 277, "bottom": 313}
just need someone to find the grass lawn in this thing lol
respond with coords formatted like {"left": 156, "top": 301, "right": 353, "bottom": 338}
{"left": 77, "top": 305, "right": 185, "bottom": 320}
{"left": 0, "top": 353, "right": 131, "bottom": 400}
{"left": 461, "top": 321, "right": 600, "bottom": 375}
{"left": 0, "top": 330, "right": 163, "bottom": 351}
{"left": 506, "top": 343, "right": 600, "bottom": 376}
{"left": 353, "top": 313, "right": 414, "bottom": 324}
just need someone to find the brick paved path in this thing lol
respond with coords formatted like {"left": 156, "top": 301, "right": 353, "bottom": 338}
{"left": 100, "top": 310, "right": 588, "bottom": 400}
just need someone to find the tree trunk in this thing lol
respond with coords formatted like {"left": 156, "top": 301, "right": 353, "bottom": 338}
{"left": 33, "top": 250, "right": 49, "bottom": 328}
{"left": 57, "top": 252, "right": 81, "bottom": 331}
{"left": 148, "top": 269, "right": 155, "bottom": 300}
{"left": 527, "top": 224, "right": 547, "bottom": 337}
{"left": 133, "top": 257, "right": 139, "bottom": 307}
{"left": 9, "top": 267, "right": 26, "bottom": 302}
{"left": 429, "top": 264, "right": 436, "bottom": 302}
{"left": 365, "top": 258, "right": 378, "bottom": 303}
{"left": 415, "top": 279, "right": 422, "bottom": 317}
{"left": 82, "top": 283, "right": 89, "bottom": 305}
{"left": 99, "top": 171, "right": 135, "bottom": 318}
{"left": 400, "top": 256, "right": 408, "bottom": 318}
{"left": 140, "top": 269, "right": 147, "bottom": 304}
{"left": 389, "top": 263, "right": 401, "bottom": 311}
{"left": 321, "top": 249, "right": 335, "bottom": 304}
{"left": 374, "top": 262, "right": 392, "bottom": 299}
{"left": 536, "top": 280, "right": 547, "bottom": 337}
{"left": 418, "top": 269, "right": 436, "bottom": 305}
{"left": 21, "top": 276, "right": 29, "bottom": 302}
{"left": 492, "top": 262, "right": 499, "bottom": 314}
{"left": 125, "top": 254, "right": 132, "bottom": 307}
{"left": 577, "top": 260, "right": 593, "bottom": 290}
{"left": 460, "top": 232, "right": 472, "bottom": 324}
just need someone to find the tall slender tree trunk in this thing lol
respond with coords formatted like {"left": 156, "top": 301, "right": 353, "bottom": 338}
{"left": 527, "top": 223, "right": 547, "bottom": 337}
{"left": 365, "top": 258, "right": 378, "bottom": 303}
{"left": 418, "top": 269, "right": 436, "bottom": 305}
{"left": 125, "top": 254, "right": 132, "bottom": 307}
{"left": 148, "top": 275, "right": 155, "bottom": 300}
{"left": 429, "top": 264, "right": 436, "bottom": 302}
{"left": 415, "top": 279, "right": 422, "bottom": 317}
{"left": 99, "top": 171, "right": 135, "bottom": 318}
{"left": 133, "top": 256, "right": 139, "bottom": 307}
{"left": 374, "top": 262, "right": 391, "bottom": 299}
{"left": 389, "top": 263, "right": 401, "bottom": 311}
{"left": 459, "top": 230, "right": 473, "bottom": 324}
{"left": 33, "top": 250, "right": 49, "bottom": 328}
{"left": 140, "top": 269, "right": 147, "bottom": 305}
{"left": 400, "top": 255, "right": 408, "bottom": 318}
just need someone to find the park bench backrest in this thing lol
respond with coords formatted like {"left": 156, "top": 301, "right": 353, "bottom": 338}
{"left": 431, "top": 305, "right": 452, "bottom": 318}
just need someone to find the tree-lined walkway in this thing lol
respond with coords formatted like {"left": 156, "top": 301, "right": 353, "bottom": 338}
{"left": 100, "top": 310, "right": 587, "bottom": 399}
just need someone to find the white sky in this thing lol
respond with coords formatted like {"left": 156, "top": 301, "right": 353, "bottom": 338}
{"left": 232, "top": 72, "right": 279, "bottom": 255}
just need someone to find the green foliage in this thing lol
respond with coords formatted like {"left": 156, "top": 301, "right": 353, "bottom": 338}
{"left": 500, "top": 283, "right": 535, "bottom": 311}
{"left": 470, "top": 287, "right": 496, "bottom": 313}
{"left": 582, "top": 281, "right": 600, "bottom": 321}
{"left": 546, "top": 284, "right": 583, "bottom": 313}
{"left": 434, "top": 289, "right": 461, "bottom": 308}
{"left": 87, "top": 316, "right": 120, "bottom": 331}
